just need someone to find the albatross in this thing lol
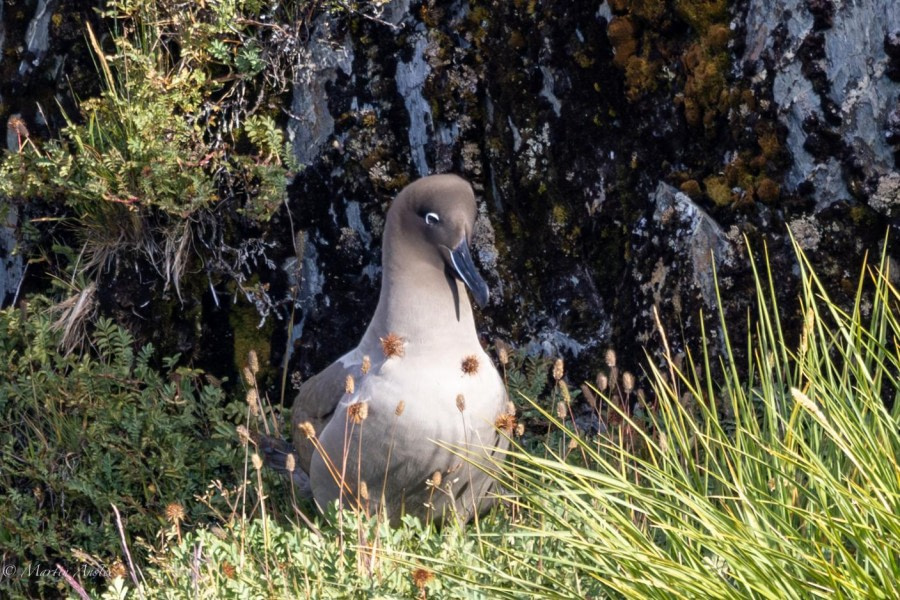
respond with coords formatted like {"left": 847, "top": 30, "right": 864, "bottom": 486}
{"left": 290, "top": 174, "right": 508, "bottom": 524}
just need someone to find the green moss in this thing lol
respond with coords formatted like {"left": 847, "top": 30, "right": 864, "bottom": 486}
{"left": 608, "top": 0, "right": 630, "bottom": 13}
{"left": 625, "top": 55, "right": 659, "bottom": 101}
{"left": 704, "top": 175, "right": 732, "bottom": 206}
{"left": 705, "top": 24, "right": 731, "bottom": 50}
{"left": 674, "top": 0, "right": 728, "bottom": 33}
{"left": 680, "top": 179, "right": 702, "bottom": 199}
{"left": 630, "top": 0, "right": 666, "bottom": 22}
{"left": 755, "top": 178, "right": 780, "bottom": 203}
{"left": 574, "top": 50, "right": 596, "bottom": 68}
{"left": 385, "top": 173, "right": 411, "bottom": 191}
{"left": 607, "top": 17, "right": 638, "bottom": 68}
{"left": 849, "top": 204, "right": 878, "bottom": 227}
{"left": 228, "top": 291, "right": 275, "bottom": 385}
{"left": 468, "top": 5, "right": 491, "bottom": 25}
{"left": 552, "top": 202, "right": 569, "bottom": 226}
{"left": 680, "top": 39, "right": 730, "bottom": 131}
{"left": 756, "top": 129, "right": 782, "bottom": 160}
{"left": 508, "top": 30, "right": 526, "bottom": 50}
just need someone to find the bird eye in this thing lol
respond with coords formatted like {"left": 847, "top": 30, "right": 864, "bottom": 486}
{"left": 425, "top": 212, "right": 440, "bottom": 225}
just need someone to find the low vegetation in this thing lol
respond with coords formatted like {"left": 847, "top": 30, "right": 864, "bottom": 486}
{"left": 2, "top": 237, "right": 893, "bottom": 598}
{"left": 0, "top": 301, "right": 242, "bottom": 598}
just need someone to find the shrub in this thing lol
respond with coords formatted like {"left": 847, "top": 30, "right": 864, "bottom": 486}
{"left": 0, "top": 300, "right": 241, "bottom": 598}
{"left": 0, "top": 0, "right": 298, "bottom": 314}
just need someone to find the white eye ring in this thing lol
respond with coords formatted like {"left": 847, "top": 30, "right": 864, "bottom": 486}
{"left": 425, "top": 212, "right": 440, "bottom": 225}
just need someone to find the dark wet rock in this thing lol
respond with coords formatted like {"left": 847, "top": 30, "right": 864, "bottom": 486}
{"left": 18, "top": 0, "right": 55, "bottom": 77}
{"left": 887, "top": 105, "right": 900, "bottom": 145}
{"left": 886, "top": 30, "right": 900, "bottom": 81}
{"left": 3, "top": 0, "right": 898, "bottom": 394}
{"left": 0, "top": 203, "right": 23, "bottom": 305}
{"left": 805, "top": 0, "right": 834, "bottom": 31}
{"left": 759, "top": 0, "right": 900, "bottom": 212}
{"left": 650, "top": 183, "right": 739, "bottom": 311}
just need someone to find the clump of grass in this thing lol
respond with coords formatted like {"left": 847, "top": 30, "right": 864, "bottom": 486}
{"left": 466, "top": 237, "right": 900, "bottom": 598}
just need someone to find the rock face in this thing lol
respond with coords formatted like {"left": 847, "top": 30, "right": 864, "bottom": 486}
{"left": 279, "top": 0, "right": 896, "bottom": 383}
{"left": 1, "top": 0, "right": 897, "bottom": 386}
{"left": 747, "top": 0, "right": 900, "bottom": 212}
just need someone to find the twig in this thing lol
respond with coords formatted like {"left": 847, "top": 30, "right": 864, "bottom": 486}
{"left": 56, "top": 563, "right": 90, "bottom": 600}
{"left": 191, "top": 539, "right": 203, "bottom": 598}
{"left": 111, "top": 503, "right": 145, "bottom": 599}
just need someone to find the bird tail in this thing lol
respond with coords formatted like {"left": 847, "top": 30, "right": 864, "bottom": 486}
{"left": 250, "top": 432, "right": 313, "bottom": 498}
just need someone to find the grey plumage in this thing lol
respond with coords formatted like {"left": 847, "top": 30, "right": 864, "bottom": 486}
{"left": 290, "top": 174, "right": 508, "bottom": 524}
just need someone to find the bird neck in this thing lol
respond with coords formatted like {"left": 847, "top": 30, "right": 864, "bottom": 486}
{"left": 361, "top": 247, "right": 480, "bottom": 355}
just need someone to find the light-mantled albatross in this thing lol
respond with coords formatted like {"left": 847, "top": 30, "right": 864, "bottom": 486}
{"left": 290, "top": 174, "right": 508, "bottom": 524}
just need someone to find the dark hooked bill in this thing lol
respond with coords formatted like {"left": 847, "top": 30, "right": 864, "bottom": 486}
{"left": 449, "top": 238, "right": 489, "bottom": 308}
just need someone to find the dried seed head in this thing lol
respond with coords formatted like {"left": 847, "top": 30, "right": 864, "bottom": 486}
{"left": 552, "top": 358, "right": 564, "bottom": 381}
{"left": 412, "top": 567, "right": 434, "bottom": 590}
{"left": 243, "top": 366, "right": 256, "bottom": 388}
{"left": 596, "top": 372, "right": 608, "bottom": 392}
{"left": 7, "top": 115, "right": 28, "bottom": 137}
{"left": 559, "top": 380, "right": 571, "bottom": 404}
{"left": 604, "top": 349, "right": 617, "bottom": 368}
{"left": 345, "top": 374, "right": 355, "bottom": 395}
{"left": 248, "top": 350, "right": 259, "bottom": 375}
{"left": 298, "top": 421, "right": 316, "bottom": 440}
{"left": 164, "top": 502, "right": 186, "bottom": 524}
{"left": 348, "top": 402, "right": 369, "bottom": 424}
{"left": 498, "top": 345, "right": 509, "bottom": 366}
{"left": 290, "top": 371, "right": 303, "bottom": 390}
{"left": 495, "top": 413, "right": 517, "bottom": 434}
{"left": 515, "top": 422, "right": 525, "bottom": 437}
{"left": 506, "top": 401, "right": 516, "bottom": 415}
{"left": 361, "top": 355, "right": 371, "bottom": 374}
{"left": 556, "top": 401, "right": 567, "bottom": 420}
{"left": 567, "top": 437, "right": 578, "bottom": 451}
{"left": 109, "top": 560, "right": 127, "bottom": 579}
{"left": 461, "top": 355, "right": 479, "bottom": 375}
{"left": 358, "top": 481, "right": 369, "bottom": 501}
{"left": 395, "top": 400, "right": 406, "bottom": 416}
{"left": 236, "top": 424, "right": 251, "bottom": 445}
{"left": 246, "top": 388, "right": 260, "bottom": 416}
{"left": 221, "top": 561, "right": 236, "bottom": 579}
{"left": 455, "top": 394, "right": 466, "bottom": 412}
{"left": 251, "top": 453, "right": 263, "bottom": 471}
{"left": 659, "top": 431, "right": 668, "bottom": 453}
{"left": 581, "top": 384, "right": 597, "bottom": 410}
{"left": 380, "top": 333, "right": 405, "bottom": 358}
{"left": 622, "top": 371, "right": 635, "bottom": 394}
{"left": 791, "top": 387, "right": 825, "bottom": 421}
{"left": 799, "top": 307, "right": 815, "bottom": 357}
{"left": 430, "top": 470, "right": 442, "bottom": 488}
{"left": 285, "top": 453, "right": 296, "bottom": 473}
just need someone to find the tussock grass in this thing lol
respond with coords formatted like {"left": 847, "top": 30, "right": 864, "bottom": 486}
{"left": 101, "top": 239, "right": 899, "bottom": 599}
{"left": 469, "top": 238, "right": 900, "bottom": 599}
